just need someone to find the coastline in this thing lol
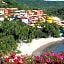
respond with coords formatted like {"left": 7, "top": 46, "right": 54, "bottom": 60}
{"left": 32, "top": 39, "right": 64, "bottom": 56}
{"left": 17, "top": 38, "right": 64, "bottom": 55}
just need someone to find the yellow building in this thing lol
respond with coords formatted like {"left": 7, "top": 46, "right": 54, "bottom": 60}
{"left": 52, "top": 17, "right": 57, "bottom": 23}
{"left": 47, "top": 16, "right": 53, "bottom": 23}
{"left": 47, "top": 16, "right": 57, "bottom": 23}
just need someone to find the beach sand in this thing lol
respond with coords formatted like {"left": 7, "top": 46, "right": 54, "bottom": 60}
{"left": 17, "top": 38, "right": 64, "bottom": 55}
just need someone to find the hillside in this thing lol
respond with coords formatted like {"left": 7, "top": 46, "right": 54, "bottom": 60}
{"left": 0, "top": 0, "right": 29, "bottom": 9}
{"left": 16, "top": 0, "right": 64, "bottom": 9}
{"left": 16, "top": 0, "right": 64, "bottom": 19}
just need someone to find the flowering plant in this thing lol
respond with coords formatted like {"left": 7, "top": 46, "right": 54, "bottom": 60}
{"left": 0, "top": 51, "right": 64, "bottom": 64}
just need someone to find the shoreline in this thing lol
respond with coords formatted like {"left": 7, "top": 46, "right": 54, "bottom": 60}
{"left": 32, "top": 39, "right": 64, "bottom": 56}
{"left": 17, "top": 38, "right": 64, "bottom": 55}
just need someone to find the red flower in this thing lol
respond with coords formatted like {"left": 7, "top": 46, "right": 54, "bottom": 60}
{"left": 10, "top": 52, "right": 16, "bottom": 59}
{"left": 13, "top": 62, "right": 17, "bottom": 64}
{"left": 6, "top": 57, "right": 10, "bottom": 61}
{"left": 2, "top": 53, "right": 4, "bottom": 58}
{"left": 41, "top": 59, "right": 45, "bottom": 63}
{"left": 22, "top": 57, "right": 27, "bottom": 64}
{"left": 14, "top": 59, "right": 18, "bottom": 62}
{"left": 45, "top": 58, "right": 51, "bottom": 63}
{"left": 61, "top": 51, "right": 64, "bottom": 54}
{"left": 17, "top": 56, "right": 21, "bottom": 60}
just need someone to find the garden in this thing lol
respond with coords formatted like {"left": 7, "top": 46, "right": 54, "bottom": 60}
{"left": 0, "top": 51, "right": 64, "bottom": 64}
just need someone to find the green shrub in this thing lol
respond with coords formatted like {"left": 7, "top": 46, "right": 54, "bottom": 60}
{"left": 0, "top": 35, "right": 17, "bottom": 54}
{"left": 15, "top": 50, "right": 21, "bottom": 54}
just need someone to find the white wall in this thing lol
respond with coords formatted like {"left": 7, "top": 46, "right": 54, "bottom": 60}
{"left": 22, "top": 19, "right": 28, "bottom": 23}
{"left": 0, "top": 17, "right": 4, "bottom": 21}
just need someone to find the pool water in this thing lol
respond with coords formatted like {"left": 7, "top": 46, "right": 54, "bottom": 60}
{"left": 38, "top": 42, "right": 64, "bottom": 56}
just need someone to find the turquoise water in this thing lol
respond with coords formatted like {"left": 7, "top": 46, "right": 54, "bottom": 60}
{"left": 38, "top": 41, "right": 64, "bottom": 56}
{"left": 42, "top": 42, "right": 64, "bottom": 53}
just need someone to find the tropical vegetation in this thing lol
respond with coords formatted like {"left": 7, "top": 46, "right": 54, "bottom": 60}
{"left": 45, "top": 7, "right": 64, "bottom": 19}
{"left": 0, "top": 51, "right": 64, "bottom": 64}
{"left": 0, "top": 0, "right": 63, "bottom": 60}
{"left": 16, "top": 0, "right": 64, "bottom": 9}
{"left": 0, "top": 19, "right": 60, "bottom": 55}
{"left": 0, "top": 0, "right": 30, "bottom": 9}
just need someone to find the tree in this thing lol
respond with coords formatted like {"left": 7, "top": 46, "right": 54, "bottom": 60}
{"left": 42, "top": 22, "right": 60, "bottom": 37}
{"left": 0, "top": 35, "right": 17, "bottom": 54}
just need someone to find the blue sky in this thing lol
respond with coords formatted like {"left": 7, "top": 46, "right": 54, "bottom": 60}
{"left": 45, "top": 0, "right": 64, "bottom": 1}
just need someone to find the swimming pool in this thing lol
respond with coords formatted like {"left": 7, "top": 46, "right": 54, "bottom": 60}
{"left": 37, "top": 41, "right": 64, "bottom": 56}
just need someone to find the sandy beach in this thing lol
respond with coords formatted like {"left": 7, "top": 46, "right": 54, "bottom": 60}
{"left": 17, "top": 38, "right": 64, "bottom": 55}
